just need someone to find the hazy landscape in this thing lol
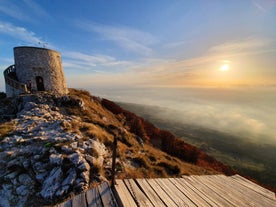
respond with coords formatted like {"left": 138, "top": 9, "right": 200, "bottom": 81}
{"left": 91, "top": 86, "right": 276, "bottom": 189}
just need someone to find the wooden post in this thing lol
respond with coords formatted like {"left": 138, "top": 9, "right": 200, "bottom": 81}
{"left": 111, "top": 136, "right": 118, "bottom": 187}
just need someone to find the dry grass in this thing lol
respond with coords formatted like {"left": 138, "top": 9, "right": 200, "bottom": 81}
{"left": 0, "top": 122, "right": 14, "bottom": 140}
{"left": 67, "top": 88, "right": 121, "bottom": 128}
{"left": 81, "top": 123, "right": 111, "bottom": 139}
{"left": 61, "top": 119, "right": 82, "bottom": 135}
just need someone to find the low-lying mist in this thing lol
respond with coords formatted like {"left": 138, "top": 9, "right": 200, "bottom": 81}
{"left": 90, "top": 86, "right": 276, "bottom": 146}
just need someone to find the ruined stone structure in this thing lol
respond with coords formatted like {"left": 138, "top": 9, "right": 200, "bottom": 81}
{"left": 3, "top": 46, "right": 68, "bottom": 97}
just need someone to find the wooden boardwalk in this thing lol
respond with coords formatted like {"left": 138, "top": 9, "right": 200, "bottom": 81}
{"left": 57, "top": 174, "right": 275, "bottom": 207}
{"left": 56, "top": 182, "right": 117, "bottom": 207}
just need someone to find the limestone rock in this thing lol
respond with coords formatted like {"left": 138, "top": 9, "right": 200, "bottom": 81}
{"left": 40, "top": 167, "right": 63, "bottom": 199}
{"left": 78, "top": 160, "right": 90, "bottom": 172}
{"left": 18, "top": 174, "right": 34, "bottom": 186}
{"left": 49, "top": 153, "right": 63, "bottom": 165}
{"left": 68, "top": 152, "right": 82, "bottom": 166}
{"left": 0, "top": 94, "right": 107, "bottom": 206}
{"left": 16, "top": 185, "right": 29, "bottom": 196}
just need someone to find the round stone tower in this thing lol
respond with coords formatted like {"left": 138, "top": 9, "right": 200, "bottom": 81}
{"left": 13, "top": 46, "right": 67, "bottom": 95}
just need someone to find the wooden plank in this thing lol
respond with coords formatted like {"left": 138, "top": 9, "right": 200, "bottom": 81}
{"left": 154, "top": 178, "right": 189, "bottom": 206}
{"left": 205, "top": 175, "right": 255, "bottom": 207}
{"left": 146, "top": 178, "right": 178, "bottom": 207}
{"left": 189, "top": 175, "right": 242, "bottom": 207}
{"left": 156, "top": 178, "right": 196, "bottom": 207}
{"left": 136, "top": 179, "right": 166, "bottom": 207}
{"left": 170, "top": 178, "right": 213, "bottom": 207}
{"left": 209, "top": 174, "right": 268, "bottom": 207}
{"left": 114, "top": 179, "right": 137, "bottom": 207}
{"left": 185, "top": 176, "right": 233, "bottom": 207}
{"left": 72, "top": 193, "right": 87, "bottom": 207}
{"left": 214, "top": 175, "right": 276, "bottom": 207}
{"left": 57, "top": 199, "right": 72, "bottom": 207}
{"left": 124, "top": 179, "right": 154, "bottom": 207}
{"left": 211, "top": 175, "right": 263, "bottom": 207}
{"left": 179, "top": 177, "right": 219, "bottom": 207}
{"left": 86, "top": 187, "right": 103, "bottom": 207}
{"left": 215, "top": 174, "right": 275, "bottom": 207}
{"left": 193, "top": 175, "right": 250, "bottom": 207}
{"left": 98, "top": 182, "right": 117, "bottom": 207}
{"left": 232, "top": 174, "right": 275, "bottom": 199}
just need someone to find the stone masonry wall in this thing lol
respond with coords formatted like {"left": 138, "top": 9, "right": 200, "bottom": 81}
{"left": 14, "top": 46, "right": 68, "bottom": 95}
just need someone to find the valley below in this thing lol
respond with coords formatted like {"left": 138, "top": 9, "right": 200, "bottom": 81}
{"left": 118, "top": 102, "right": 276, "bottom": 191}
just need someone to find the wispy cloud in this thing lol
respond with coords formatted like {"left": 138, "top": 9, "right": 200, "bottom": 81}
{"left": 65, "top": 37, "right": 276, "bottom": 88}
{"left": 252, "top": 0, "right": 276, "bottom": 12}
{"left": 0, "top": 22, "right": 42, "bottom": 44}
{"left": 101, "top": 37, "right": 275, "bottom": 86}
{"left": 63, "top": 51, "right": 132, "bottom": 72}
{"left": 208, "top": 37, "right": 270, "bottom": 53}
{"left": 77, "top": 22, "right": 157, "bottom": 56}
{"left": 0, "top": 21, "right": 43, "bottom": 44}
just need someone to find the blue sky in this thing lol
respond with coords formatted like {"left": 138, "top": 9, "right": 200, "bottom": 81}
{"left": 1, "top": 0, "right": 276, "bottom": 91}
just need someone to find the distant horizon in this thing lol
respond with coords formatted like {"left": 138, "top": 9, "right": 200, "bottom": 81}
{"left": 86, "top": 86, "right": 276, "bottom": 144}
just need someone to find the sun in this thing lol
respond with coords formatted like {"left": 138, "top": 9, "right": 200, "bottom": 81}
{"left": 219, "top": 64, "right": 229, "bottom": 72}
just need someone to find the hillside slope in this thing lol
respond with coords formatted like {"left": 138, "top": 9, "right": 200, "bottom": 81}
{"left": 0, "top": 89, "right": 233, "bottom": 206}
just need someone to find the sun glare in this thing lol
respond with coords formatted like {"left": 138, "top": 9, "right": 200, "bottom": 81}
{"left": 219, "top": 64, "right": 229, "bottom": 72}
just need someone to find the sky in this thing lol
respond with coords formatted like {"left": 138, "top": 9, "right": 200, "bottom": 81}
{"left": 0, "top": 0, "right": 276, "bottom": 92}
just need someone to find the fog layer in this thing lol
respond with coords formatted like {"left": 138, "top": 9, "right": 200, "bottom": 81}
{"left": 90, "top": 86, "right": 276, "bottom": 146}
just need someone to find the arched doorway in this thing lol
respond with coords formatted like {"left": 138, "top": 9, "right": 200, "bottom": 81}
{"left": 36, "top": 76, "right": 45, "bottom": 91}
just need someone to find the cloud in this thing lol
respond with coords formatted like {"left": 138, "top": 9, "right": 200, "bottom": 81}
{"left": 0, "top": 21, "right": 43, "bottom": 44}
{"left": 140, "top": 38, "right": 271, "bottom": 74}
{"left": 65, "top": 36, "right": 275, "bottom": 88}
{"left": 252, "top": 0, "right": 276, "bottom": 12}
{"left": 62, "top": 51, "right": 132, "bottom": 72}
{"left": 97, "top": 37, "right": 275, "bottom": 87}
{"left": 208, "top": 38, "right": 270, "bottom": 53}
{"left": 77, "top": 22, "right": 157, "bottom": 55}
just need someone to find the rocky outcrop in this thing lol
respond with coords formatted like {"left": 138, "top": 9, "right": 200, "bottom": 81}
{"left": 0, "top": 95, "right": 107, "bottom": 207}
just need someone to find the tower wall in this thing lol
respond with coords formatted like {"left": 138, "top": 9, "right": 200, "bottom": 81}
{"left": 14, "top": 46, "right": 67, "bottom": 95}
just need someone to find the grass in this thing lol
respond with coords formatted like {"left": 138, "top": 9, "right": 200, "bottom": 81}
{"left": 0, "top": 122, "right": 14, "bottom": 140}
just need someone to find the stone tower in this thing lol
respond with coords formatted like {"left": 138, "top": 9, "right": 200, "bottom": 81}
{"left": 3, "top": 46, "right": 68, "bottom": 97}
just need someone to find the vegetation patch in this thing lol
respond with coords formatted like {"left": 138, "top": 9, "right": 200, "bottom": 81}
{"left": 0, "top": 122, "right": 13, "bottom": 140}
{"left": 157, "top": 162, "right": 180, "bottom": 176}
{"left": 131, "top": 157, "right": 149, "bottom": 168}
